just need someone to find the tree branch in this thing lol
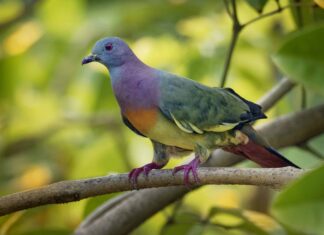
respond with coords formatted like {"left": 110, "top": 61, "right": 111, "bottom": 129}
{"left": 257, "top": 77, "right": 295, "bottom": 111}
{"left": 0, "top": 167, "right": 304, "bottom": 217}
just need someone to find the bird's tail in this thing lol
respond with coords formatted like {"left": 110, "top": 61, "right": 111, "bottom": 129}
{"left": 223, "top": 125, "right": 300, "bottom": 168}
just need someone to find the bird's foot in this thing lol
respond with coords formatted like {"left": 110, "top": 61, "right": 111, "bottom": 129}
{"left": 128, "top": 162, "right": 163, "bottom": 189}
{"left": 172, "top": 157, "right": 201, "bottom": 186}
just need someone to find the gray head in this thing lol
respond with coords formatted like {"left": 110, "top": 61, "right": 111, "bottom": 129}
{"left": 82, "top": 37, "right": 136, "bottom": 69}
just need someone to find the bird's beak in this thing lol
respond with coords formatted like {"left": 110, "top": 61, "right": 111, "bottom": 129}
{"left": 81, "top": 54, "right": 100, "bottom": 65}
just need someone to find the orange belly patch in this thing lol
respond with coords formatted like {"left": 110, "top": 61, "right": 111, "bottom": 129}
{"left": 124, "top": 108, "right": 158, "bottom": 134}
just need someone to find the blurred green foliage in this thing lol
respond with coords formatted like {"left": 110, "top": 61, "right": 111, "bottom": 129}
{"left": 0, "top": 0, "right": 323, "bottom": 234}
{"left": 273, "top": 23, "right": 324, "bottom": 95}
{"left": 272, "top": 165, "right": 324, "bottom": 234}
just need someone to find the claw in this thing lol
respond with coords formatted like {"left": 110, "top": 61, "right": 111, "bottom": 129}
{"left": 128, "top": 162, "right": 163, "bottom": 189}
{"left": 172, "top": 157, "right": 201, "bottom": 186}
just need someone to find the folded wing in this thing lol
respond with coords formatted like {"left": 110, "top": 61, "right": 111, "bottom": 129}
{"left": 158, "top": 73, "right": 266, "bottom": 134}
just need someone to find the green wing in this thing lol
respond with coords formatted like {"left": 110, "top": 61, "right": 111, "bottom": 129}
{"left": 158, "top": 72, "right": 265, "bottom": 134}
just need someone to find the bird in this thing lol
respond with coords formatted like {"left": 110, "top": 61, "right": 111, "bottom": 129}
{"left": 82, "top": 37, "right": 299, "bottom": 186}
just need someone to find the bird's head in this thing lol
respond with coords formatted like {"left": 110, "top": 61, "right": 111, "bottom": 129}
{"left": 82, "top": 37, "right": 134, "bottom": 69}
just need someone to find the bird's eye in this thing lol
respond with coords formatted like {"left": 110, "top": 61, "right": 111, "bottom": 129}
{"left": 105, "top": 43, "right": 113, "bottom": 51}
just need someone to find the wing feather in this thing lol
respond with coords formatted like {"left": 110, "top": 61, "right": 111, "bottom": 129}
{"left": 158, "top": 72, "right": 265, "bottom": 134}
{"left": 170, "top": 112, "right": 193, "bottom": 133}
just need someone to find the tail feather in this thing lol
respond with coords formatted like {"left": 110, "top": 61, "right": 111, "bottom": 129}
{"left": 265, "top": 146, "right": 300, "bottom": 168}
{"left": 223, "top": 140, "right": 300, "bottom": 168}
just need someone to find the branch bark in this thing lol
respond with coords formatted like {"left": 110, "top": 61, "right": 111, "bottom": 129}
{"left": 0, "top": 167, "right": 304, "bottom": 217}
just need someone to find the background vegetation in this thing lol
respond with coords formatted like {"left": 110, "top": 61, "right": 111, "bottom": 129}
{"left": 0, "top": 0, "right": 323, "bottom": 234}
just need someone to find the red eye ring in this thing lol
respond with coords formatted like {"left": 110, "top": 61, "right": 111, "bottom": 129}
{"left": 105, "top": 43, "right": 113, "bottom": 51}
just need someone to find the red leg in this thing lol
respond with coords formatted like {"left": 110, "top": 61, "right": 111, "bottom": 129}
{"left": 172, "top": 157, "right": 201, "bottom": 186}
{"left": 128, "top": 162, "right": 164, "bottom": 188}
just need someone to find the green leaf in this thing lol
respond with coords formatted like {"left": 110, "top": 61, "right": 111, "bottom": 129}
{"left": 271, "top": 165, "right": 324, "bottom": 234}
{"left": 207, "top": 207, "right": 279, "bottom": 235}
{"left": 245, "top": 0, "right": 268, "bottom": 13}
{"left": 273, "top": 24, "right": 324, "bottom": 95}
{"left": 160, "top": 223, "right": 195, "bottom": 235}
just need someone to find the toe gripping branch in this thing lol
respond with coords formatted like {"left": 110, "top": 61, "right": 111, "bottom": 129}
{"left": 128, "top": 162, "right": 164, "bottom": 188}
{"left": 172, "top": 145, "right": 207, "bottom": 186}
{"left": 172, "top": 157, "right": 201, "bottom": 186}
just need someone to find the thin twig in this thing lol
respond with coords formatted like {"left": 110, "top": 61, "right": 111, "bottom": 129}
{"left": 230, "top": 0, "right": 239, "bottom": 22}
{"left": 219, "top": 28, "right": 240, "bottom": 88}
{"left": 243, "top": 2, "right": 313, "bottom": 28}
{"left": 220, "top": 0, "right": 242, "bottom": 87}
{"left": 223, "top": 0, "right": 233, "bottom": 20}
{"left": 243, "top": 4, "right": 286, "bottom": 27}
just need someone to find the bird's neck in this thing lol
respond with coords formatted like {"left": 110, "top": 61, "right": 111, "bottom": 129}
{"left": 109, "top": 61, "right": 159, "bottom": 113}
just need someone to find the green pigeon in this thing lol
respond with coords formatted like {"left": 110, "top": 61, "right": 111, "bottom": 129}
{"left": 82, "top": 37, "right": 299, "bottom": 186}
